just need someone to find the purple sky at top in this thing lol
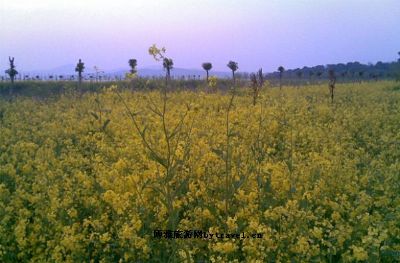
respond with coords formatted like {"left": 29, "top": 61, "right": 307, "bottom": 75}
{"left": 1, "top": 0, "right": 399, "bottom": 73}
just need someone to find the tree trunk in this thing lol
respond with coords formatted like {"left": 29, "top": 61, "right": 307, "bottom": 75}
{"left": 165, "top": 69, "right": 170, "bottom": 97}
{"left": 78, "top": 73, "right": 82, "bottom": 93}
{"left": 9, "top": 77, "right": 14, "bottom": 95}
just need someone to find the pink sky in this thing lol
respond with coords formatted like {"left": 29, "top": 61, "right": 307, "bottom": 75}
{"left": 1, "top": 0, "right": 400, "bottom": 72}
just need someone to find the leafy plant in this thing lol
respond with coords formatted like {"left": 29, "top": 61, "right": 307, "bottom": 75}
{"left": 148, "top": 44, "right": 174, "bottom": 94}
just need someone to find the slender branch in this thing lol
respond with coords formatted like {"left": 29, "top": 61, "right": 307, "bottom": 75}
{"left": 116, "top": 90, "right": 163, "bottom": 164}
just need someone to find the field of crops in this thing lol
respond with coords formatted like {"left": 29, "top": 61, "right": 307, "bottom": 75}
{"left": 0, "top": 81, "right": 399, "bottom": 262}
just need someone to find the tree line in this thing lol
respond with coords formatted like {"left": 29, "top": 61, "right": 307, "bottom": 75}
{"left": 4, "top": 49, "right": 400, "bottom": 87}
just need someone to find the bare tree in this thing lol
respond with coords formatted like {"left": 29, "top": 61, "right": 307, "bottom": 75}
{"left": 202, "top": 62, "right": 212, "bottom": 82}
{"left": 227, "top": 61, "right": 238, "bottom": 84}
{"left": 5, "top": 57, "right": 18, "bottom": 87}
{"left": 93, "top": 66, "right": 104, "bottom": 82}
{"left": 75, "top": 59, "right": 85, "bottom": 90}
{"left": 278, "top": 66, "right": 284, "bottom": 89}
{"left": 163, "top": 58, "right": 173, "bottom": 83}
{"left": 128, "top": 59, "right": 137, "bottom": 74}
{"left": 250, "top": 68, "right": 264, "bottom": 105}
{"left": 328, "top": 69, "right": 336, "bottom": 102}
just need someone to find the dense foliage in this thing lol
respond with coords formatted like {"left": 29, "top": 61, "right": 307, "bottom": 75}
{"left": 0, "top": 82, "right": 399, "bottom": 262}
{"left": 266, "top": 61, "right": 400, "bottom": 82}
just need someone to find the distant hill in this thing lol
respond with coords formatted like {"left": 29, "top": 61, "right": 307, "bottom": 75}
{"left": 22, "top": 64, "right": 76, "bottom": 76}
{"left": 11, "top": 59, "right": 400, "bottom": 81}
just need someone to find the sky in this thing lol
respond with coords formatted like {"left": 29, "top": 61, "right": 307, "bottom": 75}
{"left": 1, "top": 0, "right": 400, "bottom": 73}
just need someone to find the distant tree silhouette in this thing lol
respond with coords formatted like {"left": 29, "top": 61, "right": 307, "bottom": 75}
{"left": 202, "top": 62, "right": 212, "bottom": 82}
{"left": 75, "top": 59, "right": 85, "bottom": 88}
{"left": 396, "top": 52, "right": 400, "bottom": 81}
{"left": 251, "top": 60, "right": 396, "bottom": 83}
{"left": 163, "top": 58, "right": 173, "bottom": 81}
{"left": 227, "top": 61, "right": 238, "bottom": 84}
{"left": 358, "top": 71, "right": 364, "bottom": 82}
{"left": 309, "top": 70, "right": 314, "bottom": 83}
{"left": 369, "top": 73, "right": 378, "bottom": 81}
{"left": 128, "top": 59, "right": 137, "bottom": 74}
{"left": 296, "top": 70, "right": 303, "bottom": 79}
{"left": 5, "top": 57, "right": 18, "bottom": 87}
{"left": 93, "top": 66, "right": 103, "bottom": 82}
{"left": 328, "top": 69, "right": 336, "bottom": 102}
{"left": 278, "top": 66, "right": 284, "bottom": 89}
